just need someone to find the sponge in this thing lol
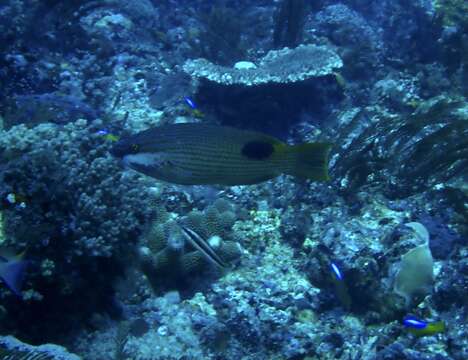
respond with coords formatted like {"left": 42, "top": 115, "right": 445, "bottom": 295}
{"left": 393, "top": 223, "right": 434, "bottom": 306}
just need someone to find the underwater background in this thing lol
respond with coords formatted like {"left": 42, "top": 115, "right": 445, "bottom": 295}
{"left": 0, "top": 0, "right": 467, "bottom": 359}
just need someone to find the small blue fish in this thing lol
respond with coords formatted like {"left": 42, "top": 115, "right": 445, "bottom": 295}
{"left": 96, "top": 129, "right": 109, "bottom": 136}
{"left": 96, "top": 129, "right": 120, "bottom": 142}
{"left": 329, "top": 261, "right": 351, "bottom": 310}
{"left": 403, "top": 315, "right": 446, "bottom": 337}
{"left": 184, "top": 97, "right": 197, "bottom": 109}
{"left": 403, "top": 315, "right": 427, "bottom": 329}
{"left": 0, "top": 248, "right": 27, "bottom": 297}
{"left": 330, "top": 262, "right": 343, "bottom": 281}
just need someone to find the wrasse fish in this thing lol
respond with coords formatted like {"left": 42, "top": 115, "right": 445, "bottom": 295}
{"left": 184, "top": 97, "right": 205, "bottom": 118}
{"left": 180, "top": 226, "right": 227, "bottom": 269}
{"left": 96, "top": 129, "right": 120, "bottom": 142}
{"left": 110, "top": 123, "right": 332, "bottom": 186}
{"left": 403, "top": 315, "right": 446, "bottom": 337}
{"left": 184, "top": 97, "right": 197, "bottom": 109}
{"left": 330, "top": 261, "right": 351, "bottom": 310}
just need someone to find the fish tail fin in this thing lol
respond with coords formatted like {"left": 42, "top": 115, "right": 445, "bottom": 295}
{"left": 430, "top": 321, "right": 446, "bottom": 333}
{"left": 283, "top": 142, "right": 332, "bottom": 181}
{"left": 0, "top": 260, "right": 27, "bottom": 297}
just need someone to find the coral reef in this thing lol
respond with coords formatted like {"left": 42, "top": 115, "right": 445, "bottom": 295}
{"left": 0, "top": 119, "right": 153, "bottom": 341}
{"left": 0, "top": 1, "right": 466, "bottom": 359}
{"left": 183, "top": 44, "right": 343, "bottom": 133}
{"left": 311, "top": 4, "right": 383, "bottom": 78}
{"left": 184, "top": 44, "right": 342, "bottom": 86}
{"left": 188, "top": 5, "right": 245, "bottom": 66}
{"left": 139, "top": 199, "right": 242, "bottom": 291}
{"left": 435, "top": 0, "right": 468, "bottom": 28}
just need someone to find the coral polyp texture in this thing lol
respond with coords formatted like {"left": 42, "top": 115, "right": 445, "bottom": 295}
{"left": 139, "top": 199, "right": 242, "bottom": 289}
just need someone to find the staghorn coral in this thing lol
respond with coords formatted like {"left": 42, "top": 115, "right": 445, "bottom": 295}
{"left": 139, "top": 199, "right": 241, "bottom": 290}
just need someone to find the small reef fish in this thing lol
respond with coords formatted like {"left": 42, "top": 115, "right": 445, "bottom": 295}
{"left": 403, "top": 315, "right": 446, "bottom": 337}
{"left": 180, "top": 225, "right": 226, "bottom": 268}
{"left": 330, "top": 262, "right": 344, "bottom": 281}
{"left": 0, "top": 248, "right": 27, "bottom": 297}
{"left": 330, "top": 262, "right": 352, "bottom": 310}
{"left": 110, "top": 123, "right": 332, "bottom": 186}
{"left": 184, "top": 97, "right": 197, "bottom": 109}
{"left": 96, "top": 129, "right": 120, "bottom": 142}
{"left": 191, "top": 109, "right": 205, "bottom": 119}
{"left": 184, "top": 97, "right": 205, "bottom": 118}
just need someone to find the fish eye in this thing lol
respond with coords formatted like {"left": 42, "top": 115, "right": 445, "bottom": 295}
{"left": 130, "top": 144, "right": 139, "bottom": 153}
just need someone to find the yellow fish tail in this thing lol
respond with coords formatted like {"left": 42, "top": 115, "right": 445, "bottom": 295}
{"left": 282, "top": 142, "right": 333, "bottom": 181}
{"left": 408, "top": 321, "right": 446, "bottom": 337}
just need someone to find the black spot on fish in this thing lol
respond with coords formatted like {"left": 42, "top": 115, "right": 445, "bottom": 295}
{"left": 241, "top": 141, "right": 274, "bottom": 160}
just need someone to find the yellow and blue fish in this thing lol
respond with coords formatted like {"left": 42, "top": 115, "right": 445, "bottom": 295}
{"left": 403, "top": 315, "right": 446, "bottom": 337}
{"left": 110, "top": 123, "right": 332, "bottom": 186}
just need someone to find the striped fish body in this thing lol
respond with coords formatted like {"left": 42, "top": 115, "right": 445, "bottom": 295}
{"left": 111, "top": 123, "right": 331, "bottom": 186}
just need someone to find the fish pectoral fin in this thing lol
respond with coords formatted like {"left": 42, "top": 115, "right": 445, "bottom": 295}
{"left": 0, "top": 260, "right": 27, "bottom": 297}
